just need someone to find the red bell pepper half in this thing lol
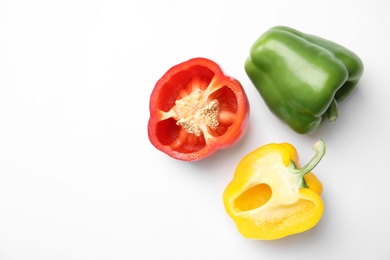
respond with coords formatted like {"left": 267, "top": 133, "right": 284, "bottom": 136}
{"left": 148, "top": 57, "right": 250, "bottom": 161}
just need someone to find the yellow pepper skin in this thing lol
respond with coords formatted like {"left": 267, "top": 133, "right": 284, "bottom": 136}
{"left": 223, "top": 140, "right": 326, "bottom": 240}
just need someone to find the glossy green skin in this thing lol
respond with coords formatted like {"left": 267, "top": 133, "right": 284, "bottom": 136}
{"left": 245, "top": 26, "right": 364, "bottom": 134}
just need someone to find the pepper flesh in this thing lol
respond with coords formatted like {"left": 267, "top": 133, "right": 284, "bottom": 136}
{"left": 223, "top": 140, "right": 326, "bottom": 240}
{"left": 245, "top": 26, "right": 364, "bottom": 134}
{"left": 148, "top": 58, "right": 250, "bottom": 161}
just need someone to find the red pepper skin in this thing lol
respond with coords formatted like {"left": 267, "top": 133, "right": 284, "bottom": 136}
{"left": 148, "top": 58, "right": 250, "bottom": 161}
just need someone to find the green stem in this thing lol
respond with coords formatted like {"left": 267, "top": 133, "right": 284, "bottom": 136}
{"left": 289, "top": 139, "right": 326, "bottom": 188}
{"left": 327, "top": 99, "right": 338, "bottom": 123}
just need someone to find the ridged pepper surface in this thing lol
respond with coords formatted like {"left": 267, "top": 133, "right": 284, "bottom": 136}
{"left": 245, "top": 26, "right": 364, "bottom": 134}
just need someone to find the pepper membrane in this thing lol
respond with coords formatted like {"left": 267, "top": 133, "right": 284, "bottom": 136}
{"left": 148, "top": 58, "right": 250, "bottom": 161}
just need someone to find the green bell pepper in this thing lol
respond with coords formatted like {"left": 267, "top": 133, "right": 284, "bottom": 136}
{"left": 245, "top": 26, "right": 364, "bottom": 134}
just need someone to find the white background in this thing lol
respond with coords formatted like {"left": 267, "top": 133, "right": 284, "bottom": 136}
{"left": 0, "top": 0, "right": 389, "bottom": 259}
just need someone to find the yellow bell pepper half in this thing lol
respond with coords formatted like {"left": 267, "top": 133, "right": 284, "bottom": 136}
{"left": 223, "top": 140, "right": 326, "bottom": 240}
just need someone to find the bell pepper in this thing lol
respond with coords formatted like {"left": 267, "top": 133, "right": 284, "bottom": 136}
{"left": 245, "top": 26, "right": 364, "bottom": 134}
{"left": 223, "top": 140, "right": 326, "bottom": 240}
{"left": 148, "top": 57, "right": 250, "bottom": 161}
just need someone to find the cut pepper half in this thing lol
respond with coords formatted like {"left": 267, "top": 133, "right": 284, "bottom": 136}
{"left": 223, "top": 140, "right": 326, "bottom": 240}
{"left": 148, "top": 57, "right": 250, "bottom": 161}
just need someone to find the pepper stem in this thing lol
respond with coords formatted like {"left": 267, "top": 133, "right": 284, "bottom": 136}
{"left": 288, "top": 139, "right": 326, "bottom": 188}
{"left": 327, "top": 98, "right": 338, "bottom": 123}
